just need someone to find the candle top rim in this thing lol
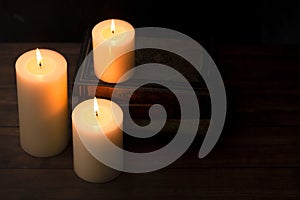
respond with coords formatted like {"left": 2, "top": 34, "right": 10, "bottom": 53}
{"left": 72, "top": 98, "right": 123, "bottom": 131}
{"left": 15, "top": 49, "right": 67, "bottom": 80}
{"left": 92, "top": 19, "right": 135, "bottom": 44}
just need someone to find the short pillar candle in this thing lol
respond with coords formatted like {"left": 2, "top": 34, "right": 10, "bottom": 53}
{"left": 92, "top": 19, "right": 135, "bottom": 83}
{"left": 72, "top": 98, "right": 123, "bottom": 183}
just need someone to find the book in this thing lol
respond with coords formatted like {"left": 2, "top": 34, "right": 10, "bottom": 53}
{"left": 73, "top": 31, "right": 211, "bottom": 123}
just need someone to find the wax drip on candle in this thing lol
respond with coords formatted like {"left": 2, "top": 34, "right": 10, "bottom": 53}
{"left": 111, "top": 19, "right": 116, "bottom": 34}
{"left": 94, "top": 97, "right": 99, "bottom": 118}
{"left": 36, "top": 48, "right": 43, "bottom": 68}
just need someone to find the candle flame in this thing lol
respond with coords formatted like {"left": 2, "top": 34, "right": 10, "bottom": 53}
{"left": 36, "top": 48, "right": 43, "bottom": 67}
{"left": 111, "top": 19, "right": 116, "bottom": 34}
{"left": 94, "top": 97, "right": 99, "bottom": 118}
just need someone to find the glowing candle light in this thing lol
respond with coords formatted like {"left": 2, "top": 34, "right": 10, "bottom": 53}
{"left": 15, "top": 48, "right": 68, "bottom": 157}
{"left": 92, "top": 19, "right": 135, "bottom": 83}
{"left": 72, "top": 98, "right": 123, "bottom": 183}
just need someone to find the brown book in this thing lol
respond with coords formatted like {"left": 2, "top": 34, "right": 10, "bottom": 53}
{"left": 73, "top": 31, "right": 211, "bottom": 122}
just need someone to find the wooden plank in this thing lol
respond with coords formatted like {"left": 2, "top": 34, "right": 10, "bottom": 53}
{"left": 2, "top": 126, "right": 300, "bottom": 169}
{"left": 0, "top": 43, "right": 300, "bottom": 200}
{"left": 0, "top": 168, "right": 299, "bottom": 199}
{"left": 177, "top": 126, "right": 300, "bottom": 168}
{"left": 0, "top": 127, "right": 73, "bottom": 169}
{"left": 1, "top": 92, "right": 299, "bottom": 126}
{"left": 2, "top": 85, "right": 299, "bottom": 126}
{"left": 125, "top": 126, "right": 300, "bottom": 168}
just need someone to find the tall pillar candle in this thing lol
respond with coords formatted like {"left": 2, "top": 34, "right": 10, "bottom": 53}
{"left": 15, "top": 49, "right": 68, "bottom": 157}
{"left": 92, "top": 19, "right": 135, "bottom": 83}
{"left": 72, "top": 98, "right": 123, "bottom": 183}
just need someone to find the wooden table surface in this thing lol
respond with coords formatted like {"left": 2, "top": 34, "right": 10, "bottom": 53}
{"left": 0, "top": 43, "right": 300, "bottom": 199}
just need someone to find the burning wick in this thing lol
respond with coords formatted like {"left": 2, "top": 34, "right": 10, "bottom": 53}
{"left": 111, "top": 19, "right": 116, "bottom": 34}
{"left": 36, "top": 48, "right": 43, "bottom": 68}
{"left": 94, "top": 97, "right": 99, "bottom": 118}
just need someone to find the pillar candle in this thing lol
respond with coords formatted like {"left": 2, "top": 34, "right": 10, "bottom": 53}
{"left": 92, "top": 19, "right": 135, "bottom": 83}
{"left": 72, "top": 98, "right": 123, "bottom": 183}
{"left": 15, "top": 49, "right": 68, "bottom": 157}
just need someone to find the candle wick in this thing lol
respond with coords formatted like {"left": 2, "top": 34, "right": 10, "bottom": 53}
{"left": 95, "top": 111, "right": 99, "bottom": 118}
{"left": 112, "top": 30, "right": 115, "bottom": 34}
{"left": 39, "top": 62, "right": 42, "bottom": 67}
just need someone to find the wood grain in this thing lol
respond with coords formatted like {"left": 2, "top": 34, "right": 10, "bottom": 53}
{"left": 1, "top": 126, "right": 300, "bottom": 169}
{"left": 0, "top": 43, "right": 299, "bottom": 199}
{"left": 0, "top": 168, "right": 300, "bottom": 200}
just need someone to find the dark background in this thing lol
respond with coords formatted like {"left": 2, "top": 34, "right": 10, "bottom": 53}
{"left": 0, "top": 1, "right": 300, "bottom": 199}
{"left": 1, "top": 0, "right": 300, "bottom": 44}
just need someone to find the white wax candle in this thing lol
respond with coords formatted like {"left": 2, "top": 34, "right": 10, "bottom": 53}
{"left": 15, "top": 49, "right": 68, "bottom": 157}
{"left": 72, "top": 98, "right": 123, "bottom": 183}
{"left": 92, "top": 19, "right": 135, "bottom": 83}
